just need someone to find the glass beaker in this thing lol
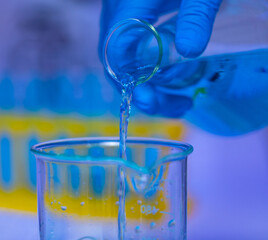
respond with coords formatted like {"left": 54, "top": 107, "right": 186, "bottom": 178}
{"left": 31, "top": 137, "right": 193, "bottom": 240}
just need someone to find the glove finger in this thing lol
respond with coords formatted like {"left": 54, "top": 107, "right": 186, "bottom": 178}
{"left": 133, "top": 83, "right": 193, "bottom": 118}
{"left": 175, "top": 0, "right": 222, "bottom": 58}
{"left": 156, "top": 91, "right": 193, "bottom": 118}
{"left": 133, "top": 83, "right": 159, "bottom": 115}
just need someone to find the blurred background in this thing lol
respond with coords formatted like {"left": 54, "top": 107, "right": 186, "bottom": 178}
{"left": 0, "top": 0, "right": 267, "bottom": 239}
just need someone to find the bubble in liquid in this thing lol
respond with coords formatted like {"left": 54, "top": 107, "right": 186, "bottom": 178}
{"left": 50, "top": 202, "right": 53, "bottom": 205}
{"left": 137, "top": 200, "right": 142, "bottom": 205}
{"left": 58, "top": 201, "right": 61, "bottom": 205}
{"left": 168, "top": 219, "right": 176, "bottom": 227}
{"left": 80, "top": 202, "right": 85, "bottom": 206}
{"left": 89, "top": 197, "right": 92, "bottom": 200}
{"left": 61, "top": 206, "right": 67, "bottom": 211}
{"left": 117, "top": 189, "right": 123, "bottom": 197}
{"left": 135, "top": 226, "right": 141, "bottom": 233}
{"left": 115, "top": 201, "right": 120, "bottom": 205}
{"left": 150, "top": 222, "right": 156, "bottom": 229}
{"left": 130, "top": 207, "right": 134, "bottom": 211}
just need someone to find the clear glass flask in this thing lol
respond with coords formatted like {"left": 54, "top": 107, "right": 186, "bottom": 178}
{"left": 103, "top": 2, "right": 268, "bottom": 135}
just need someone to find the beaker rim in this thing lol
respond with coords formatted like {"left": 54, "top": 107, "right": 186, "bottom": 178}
{"left": 30, "top": 137, "right": 193, "bottom": 168}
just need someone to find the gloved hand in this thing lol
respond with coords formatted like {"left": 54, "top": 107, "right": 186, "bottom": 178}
{"left": 99, "top": 0, "right": 222, "bottom": 118}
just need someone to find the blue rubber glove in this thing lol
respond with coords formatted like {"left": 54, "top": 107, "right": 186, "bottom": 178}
{"left": 100, "top": 0, "right": 222, "bottom": 117}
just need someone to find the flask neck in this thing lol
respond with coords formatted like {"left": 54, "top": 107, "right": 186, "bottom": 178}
{"left": 103, "top": 18, "right": 163, "bottom": 87}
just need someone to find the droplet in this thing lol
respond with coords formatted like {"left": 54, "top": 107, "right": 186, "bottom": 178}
{"left": 150, "top": 222, "right": 156, "bottom": 229}
{"left": 61, "top": 206, "right": 67, "bottom": 211}
{"left": 80, "top": 201, "right": 85, "bottom": 206}
{"left": 168, "top": 219, "right": 176, "bottom": 227}
{"left": 135, "top": 226, "right": 141, "bottom": 233}
{"left": 137, "top": 200, "right": 142, "bottom": 205}
{"left": 117, "top": 189, "right": 123, "bottom": 197}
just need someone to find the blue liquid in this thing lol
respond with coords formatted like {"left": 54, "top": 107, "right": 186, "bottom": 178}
{"left": 118, "top": 81, "right": 134, "bottom": 240}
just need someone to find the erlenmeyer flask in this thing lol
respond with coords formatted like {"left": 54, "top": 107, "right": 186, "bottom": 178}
{"left": 103, "top": 0, "right": 268, "bottom": 135}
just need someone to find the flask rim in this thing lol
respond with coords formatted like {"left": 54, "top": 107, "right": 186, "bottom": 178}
{"left": 103, "top": 18, "right": 163, "bottom": 85}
